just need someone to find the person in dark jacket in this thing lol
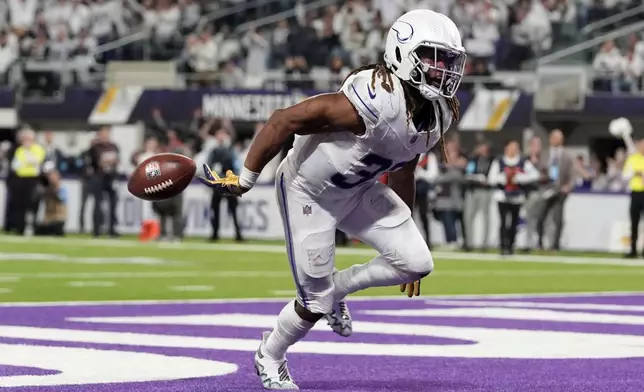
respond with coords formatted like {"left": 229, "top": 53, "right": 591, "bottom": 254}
{"left": 487, "top": 140, "right": 540, "bottom": 255}
{"left": 88, "top": 126, "right": 120, "bottom": 237}
{"left": 207, "top": 128, "right": 243, "bottom": 241}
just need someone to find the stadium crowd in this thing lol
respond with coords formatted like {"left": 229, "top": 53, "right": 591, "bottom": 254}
{"left": 0, "top": 0, "right": 642, "bottom": 92}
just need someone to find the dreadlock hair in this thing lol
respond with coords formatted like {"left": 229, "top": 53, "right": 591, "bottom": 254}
{"left": 342, "top": 63, "right": 461, "bottom": 162}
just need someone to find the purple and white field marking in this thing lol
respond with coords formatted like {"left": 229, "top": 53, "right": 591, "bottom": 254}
{"left": 1, "top": 293, "right": 643, "bottom": 392}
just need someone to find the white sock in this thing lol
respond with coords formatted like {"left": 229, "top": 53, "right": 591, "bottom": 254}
{"left": 333, "top": 256, "right": 408, "bottom": 301}
{"left": 263, "top": 300, "right": 314, "bottom": 360}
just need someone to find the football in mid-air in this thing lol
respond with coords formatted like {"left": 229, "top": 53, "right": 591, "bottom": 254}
{"left": 128, "top": 153, "right": 196, "bottom": 201}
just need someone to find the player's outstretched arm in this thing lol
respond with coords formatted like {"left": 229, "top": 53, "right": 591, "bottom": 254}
{"left": 244, "top": 92, "right": 365, "bottom": 174}
{"left": 199, "top": 92, "right": 364, "bottom": 195}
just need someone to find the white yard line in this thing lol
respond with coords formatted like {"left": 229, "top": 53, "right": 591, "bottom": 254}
{"left": 0, "top": 291, "right": 642, "bottom": 307}
{"left": 0, "top": 288, "right": 11, "bottom": 294}
{"left": 1, "top": 235, "right": 643, "bottom": 266}
{"left": 0, "top": 268, "right": 642, "bottom": 282}
{"left": 67, "top": 281, "right": 117, "bottom": 288}
{"left": 169, "top": 285, "right": 215, "bottom": 292}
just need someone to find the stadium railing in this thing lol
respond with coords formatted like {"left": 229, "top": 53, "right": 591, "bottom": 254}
{"left": 195, "top": 0, "right": 308, "bottom": 33}
{"left": 580, "top": 4, "right": 644, "bottom": 36}
{"left": 536, "top": 19, "right": 644, "bottom": 66}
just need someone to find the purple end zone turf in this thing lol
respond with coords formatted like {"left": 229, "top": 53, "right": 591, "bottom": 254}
{"left": 1, "top": 294, "right": 643, "bottom": 392}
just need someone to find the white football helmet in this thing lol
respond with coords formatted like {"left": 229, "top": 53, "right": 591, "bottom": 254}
{"left": 384, "top": 9, "right": 467, "bottom": 101}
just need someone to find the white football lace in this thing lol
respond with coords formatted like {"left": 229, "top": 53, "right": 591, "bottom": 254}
{"left": 144, "top": 179, "right": 174, "bottom": 194}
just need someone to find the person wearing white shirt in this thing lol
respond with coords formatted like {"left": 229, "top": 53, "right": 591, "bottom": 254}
{"left": 592, "top": 39, "right": 626, "bottom": 92}
{"left": 7, "top": 0, "right": 38, "bottom": 34}
{"left": 44, "top": 0, "right": 73, "bottom": 38}
{"left": 68, "top": 0, "right": 91, "bottom": 36}
{"left": 154, "top": 0, "right": 180, "bottom": 43}
{"left": 0, "top": 31, "right": 19, "bottom": 85}
{"left": 487, "top": 140, "right": 540, "bottom": 255}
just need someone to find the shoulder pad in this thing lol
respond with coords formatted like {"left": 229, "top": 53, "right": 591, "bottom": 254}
{"left": 341, "top": 69, "right": 401, "bottom": 126}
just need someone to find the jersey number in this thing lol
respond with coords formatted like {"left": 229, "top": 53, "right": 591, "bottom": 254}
{"left": 330, "top": 153, "right": 407, "bottom": 189}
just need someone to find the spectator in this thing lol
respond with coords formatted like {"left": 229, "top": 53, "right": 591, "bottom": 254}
{"left": 68, "top": 0, "right": 91, "bottom": 36}
{"left": 207, "top": 127, "right": 243, "bottom": 242}
{"left": 77, "top": 137, "right": 97, "bottom": 234}
{"left": 270, "top": 19, "right": 290, "bottom": 67}
{"left": 87, "top": 126, "right": 120, "bottom": 238}
{"left": 523, "top": 135, "right": 548, "bottom": 252}
{"left": 48, "top": 27, "right": 72, "bottom": 62}
{"left": 153, "top": 0, "right": 181, "bottom": 47}
{"left": 70, "top": 28, "right": 98, "bottom": 85}
{"left": 326, "top": 55, "right": 350, "bottom": 91}
{"left": 574, "top": 154, "right": 596, "bottom": 190}
{"left": 286, "top": 14, "right": 318, "bottom": 67}
{"left": 435, "top": 136, "right": 467, "bottom": 250}
{"left": 178, "top": 0, "right": 201, "bottom": 35}
{"left": 42, "top": 130, "right": 66, "bottom": 173}
{"left": 184, "top": 27, "right": 218, "bottom": 85}
{"left": 218, "top": 60, "right": 245, "bottom": 89}
{"left": 216, "top": 24, "right": 242, "bottom": 64}
{"left": 242, "top": 28, "right": 269, "bottom": 76}
{"left": 43, "top": 0, "right": 73, "bottom": 38}
{"left": 622, "top": 49, "right": 643, "bottom": 93}
{"left": 505, "top": 1, "right": 552, "bottom": 70}
{"left": 0, "top": 30, "right": 19, "bottom": 86}
{"left": 592, "top": 40, "right": 627, "bottom": 92}
{"left": 464, "top": 140, "right": 493, "bottom": 250}
{"left": 7, "top": 0, "right": 39, "bottom": 37}
{"left": 537, "top": 129, "right": 575, "bottom": 251}
{"left": 415, "top": 151, "right": 439, "bottom": 247}
{"left": 363, "top": 11, "right": 386, "bottom": 63}
{"left": 488, "top": 139, "right": 540, "bottom": 255}
{"left": 284, "top": 56, "right": 313, "bottom": 90}
{"left": 464, "top": 1, "right": 500, "bottom": 71}
{"left": 340, "top": 21, "right": 365, "bottom": 67}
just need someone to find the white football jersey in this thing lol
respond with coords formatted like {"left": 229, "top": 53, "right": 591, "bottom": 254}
{"left": 282, "top": 69, "right": 455, "bottom": 200}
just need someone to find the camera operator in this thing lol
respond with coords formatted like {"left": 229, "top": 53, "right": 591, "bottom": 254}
{"left": 34, "top": 165, "right": 67, "bottom": 236}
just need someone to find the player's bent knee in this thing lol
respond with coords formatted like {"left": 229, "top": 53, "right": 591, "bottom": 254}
{"left": 294, "top": 299, "right": 326, "bottom": 323}
{"left": 397, "top": 245, "right": 434, "bottom": 277}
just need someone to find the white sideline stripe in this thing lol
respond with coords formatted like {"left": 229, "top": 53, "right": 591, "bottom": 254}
{"left": 0, "top": 271, "right": 291, "bottom": 279}
{"left": 0, "top": 288, "right": 11, "bottom": 294}
{"left": 362, "top": 307, "right": 644, "bottom": 325}
{"left": 0, "top": 268, "right": 642, "bottom": 281}
{"left": 169, "top": 285, "right": 215, "bottom": 292}
{"left": 271, "top": 290, "right": 295, "bottom": 296}
{"left": 424, "top": 300, "right": 644, "bottom": 312}
{"left": 0, "top": 276, "right": 20, "bottom": 282}
{"left": 67, "top": 281, "right": 116, "bottom": 288}
{"left": 0, "top": 291, "right": 642, "bottom": 307}
{"left": 1, "top": 235, "right": 644, "bottom": 266}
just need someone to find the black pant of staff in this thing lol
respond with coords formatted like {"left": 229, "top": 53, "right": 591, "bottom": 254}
{"left": 628, "top": 191, "right": 644, "bottom": 256}
{"left": 6, "top": 176, "right": 40, "bottom": 235}
{"left": 210, "top": 191, "right": 243, "bottom": 241}
{"left": 90, "top": 175, "right": 118, "bottom": 237}
{"left": 498, "top": 202, "right": 521, "bottom": 255}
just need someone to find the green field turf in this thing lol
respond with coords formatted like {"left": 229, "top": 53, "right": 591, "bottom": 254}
{"left": 0, "top": 235, "right": 643, "bottom": 302}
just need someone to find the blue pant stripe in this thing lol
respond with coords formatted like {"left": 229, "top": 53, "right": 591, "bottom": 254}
{"left": 278, "top": 173, "right": 309, "bottom": 307}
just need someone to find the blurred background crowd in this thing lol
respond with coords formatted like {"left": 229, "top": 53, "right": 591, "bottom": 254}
{"left": 1, "top": 0, "right": 644, "bottom": 93}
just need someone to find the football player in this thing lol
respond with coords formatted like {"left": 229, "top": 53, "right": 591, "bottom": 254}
{"left": 201, "top": 9, "right": 466, "bottom": 390}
